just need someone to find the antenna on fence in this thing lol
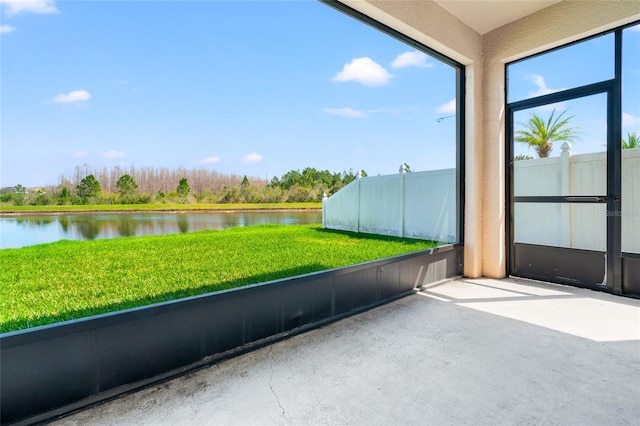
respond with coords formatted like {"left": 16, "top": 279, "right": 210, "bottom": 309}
{"left": 436, "top": 114, "right": 455, "bottom": 123}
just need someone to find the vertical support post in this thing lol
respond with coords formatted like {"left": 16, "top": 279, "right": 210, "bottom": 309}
{"left": 609, "top": 29, "right": 623, "bottom": 293}
{"left": 560, "top": 142, "right": 572, "bottom": 246}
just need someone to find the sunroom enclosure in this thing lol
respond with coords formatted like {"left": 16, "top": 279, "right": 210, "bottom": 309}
{"left": 2, "top": 0, "right": 640, "bottom": 424}
{"left": 337, "top": 0, "right": 639, "bottom": 294}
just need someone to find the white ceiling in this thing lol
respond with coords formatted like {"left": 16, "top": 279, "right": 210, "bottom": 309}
{"left": 433, "top": 0, "right": 562, "bottom": 34}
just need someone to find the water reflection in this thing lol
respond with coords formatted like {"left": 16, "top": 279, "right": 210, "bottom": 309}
{"left": 177, "top": 215, "right": 189, "bottom": 234}
{"left": 59, "top": 215, "right": 70, "bottom": 232}
{"left": 0, "top": 211, "right": 321, "bottom": 248}
{"left": 117, "top": 218, "right": 138, "bottom": 238}
{"left": 15, "top": 216, "right": 56, "bottom": 226}
{"left": 77, "top": 220, "right": 101, "bottom": 240}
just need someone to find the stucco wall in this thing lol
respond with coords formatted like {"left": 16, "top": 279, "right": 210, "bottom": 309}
{"left": 338, "top": 0, "right": 640, "bottom": 279}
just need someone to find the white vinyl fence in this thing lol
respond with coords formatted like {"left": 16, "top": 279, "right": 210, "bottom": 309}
{"left": 515, "top": 144, "right": 640, "bottom": 253}
{"left": 323, "top": 146, "right": 640, "bottom": 253}
{"left": 322, "top": 168, "right": 457, "bottom": 243}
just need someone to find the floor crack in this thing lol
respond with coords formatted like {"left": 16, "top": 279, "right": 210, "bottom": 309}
{"left": 269, "top": 346, "right": 290, "bottom": 425}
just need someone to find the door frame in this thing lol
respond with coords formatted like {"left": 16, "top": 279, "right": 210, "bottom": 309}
{"left": 505, "top": 29, "right": 625, "bottom": 294}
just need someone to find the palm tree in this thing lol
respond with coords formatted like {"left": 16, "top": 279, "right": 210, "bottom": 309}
{"left": 514, "top": 109, "right": 579, "bottom": 158}
{"left": 622, "top": 132, "right": 639, "bottom": 149}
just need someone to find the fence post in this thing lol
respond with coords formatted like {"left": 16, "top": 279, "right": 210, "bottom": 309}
{"left": 560, "top": 142, "right": 572, "bottom": 246}
{"left": 357, "top": 170, "right": 362, "bottom": 233}
{"left": 399, "top": 164, "right": 407, "bottom": 238}
{"left": 322, "top": 192, "right": 327, "bottom": 229}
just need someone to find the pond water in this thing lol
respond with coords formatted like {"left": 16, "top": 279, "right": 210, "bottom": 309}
{"left": 0, "top": 211, "right": 322, "bottom": 249}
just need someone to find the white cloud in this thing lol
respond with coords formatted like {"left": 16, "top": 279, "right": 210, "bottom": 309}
{"left": 0, "top": 24, "right": 15, "bottom": 33}
{"left": 323, "top": 107, "right": 367, "bottom": 118}
{"left": 391, "top": 51, "right": 434, "bottom": 69}
{"left": 623, "top": 112, "right": 639, "bottom": 128}
{"left": 242, "top": 153, "right": 263, "bottom": 164}
{"left": 524, "top": 75, "right": 568, "bottom": 111}
{"left": 1, "top": 0, "right": 58, "bottom": 16}
{"left": 73, "top": 150, "right": 87, "bottom": 158}
{"left": 53, "top": 90, "right": 91, "bottom": 104}
{"left": 332, "top": 57, "right": 392, "bottom": 87}
{"left": 528, "top": 74, "right": 565, "bottom": 97}
{"left": 202, "top": 156, "right": 220, "bottom": 164}
{"left": 102, "top": 150, "right": 125, "bottom": 160}
{"left": 436, "top": 99, "right": 456, "bottom": 114}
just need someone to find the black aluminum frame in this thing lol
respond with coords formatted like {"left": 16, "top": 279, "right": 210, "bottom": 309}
{"left": 320, "top": 0, "right": 466, "bottom": 246}
{"left": 505, "top": 25, "right": 639, "bottom": 295}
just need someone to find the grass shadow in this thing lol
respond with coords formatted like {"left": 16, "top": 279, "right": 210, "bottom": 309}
{"left": 314, "top": 227, "right": 441, "bottom": 247}
{"left": 1, "top": 264, "right": 329, "bottom": 333}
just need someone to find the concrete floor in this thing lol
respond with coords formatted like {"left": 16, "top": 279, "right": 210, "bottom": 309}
{"left": 53, "top": 278, "right": 640, "bottom": 425}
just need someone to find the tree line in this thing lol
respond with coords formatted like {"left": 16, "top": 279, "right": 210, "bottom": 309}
{"left": 1, "top": 166, "right": 365, "bottom": 206}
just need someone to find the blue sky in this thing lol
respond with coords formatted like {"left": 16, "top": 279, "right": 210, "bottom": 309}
{"left": 509, "top": 26, "right": 640, "bottom": 159}
{"left": 0, "top": 1, "right": 638, "bottom": 188}
{"left": 0, "top": 0, "right": 458, "bottom": 188}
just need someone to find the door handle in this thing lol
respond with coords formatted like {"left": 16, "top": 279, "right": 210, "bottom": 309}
{"left": 564, "top": 196, "right": 606, "bottom": 202}
{"left": 563, "top": 196, "right": 620, "bottom": 203}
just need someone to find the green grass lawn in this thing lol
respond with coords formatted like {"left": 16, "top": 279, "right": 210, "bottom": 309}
{"left": 1, "top": 224, "right": 437, "bottom": 333}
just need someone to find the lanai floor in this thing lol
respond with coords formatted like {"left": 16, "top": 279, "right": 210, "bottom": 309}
{"left": 53, "top": 277, "right": 640, "bottom": 425}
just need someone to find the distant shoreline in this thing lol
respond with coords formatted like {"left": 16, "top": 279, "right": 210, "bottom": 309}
{"left": 0, "top": 207, "right": 322, "bottom": 216}
{"left": 0, "top": 202, "right": 322, "bottom": 216}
